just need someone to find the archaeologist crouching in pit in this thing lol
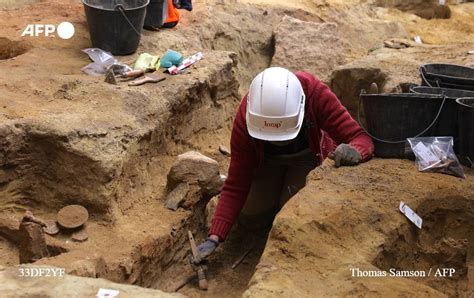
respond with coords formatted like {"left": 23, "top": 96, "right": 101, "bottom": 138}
{"left": 192, "top": 67, "right": 374, "bottom": 263}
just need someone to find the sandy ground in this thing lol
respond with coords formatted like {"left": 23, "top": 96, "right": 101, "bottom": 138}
{"left": 1, "top": 0, "right": 474, "bottom": 296}
{"left": 245, "top": 159, "right": 474, "bottom": 297}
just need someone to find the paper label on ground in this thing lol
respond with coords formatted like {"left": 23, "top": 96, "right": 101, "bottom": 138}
{"left": 412, "top": 142, "right": 439, "bottom": 164}
{"left": 96, "top": 288, "right": 119, "bottom": 297}
{"left": 399, "top": 202, "right": 423, "bottom": 229}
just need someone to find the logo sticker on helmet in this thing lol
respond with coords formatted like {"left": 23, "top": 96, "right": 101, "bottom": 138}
{"left": 264, "top": 121, "right": 282, "bottom": 129}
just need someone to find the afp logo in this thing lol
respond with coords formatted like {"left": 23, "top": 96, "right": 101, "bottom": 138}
{"left": 21, "top": 22, "right": 75, "bottom": 39}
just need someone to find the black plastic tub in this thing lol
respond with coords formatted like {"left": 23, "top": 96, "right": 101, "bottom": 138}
{"left": 420, "top": 63, "right": 474, "bottom": 91}
{"left": 83, "top": 0, "right": 149, "bottom": 55}
{"left": 410, "top": 86, "right": 474, "bottom": 100}
{"left": 409, "top": 86, "right": 474, "bottom": 150}
{"left": 456, "top": 97, "right": 474, "bottom": 167}
{"left": 144, "top": 0, "right": 167, "bottom": 29}
{"left": 360, "top": 93, "right": 448, "bottom": 158}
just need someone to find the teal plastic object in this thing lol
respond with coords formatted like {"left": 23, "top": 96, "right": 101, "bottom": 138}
{"left": 160, "top": 50, "right": 183, "bottom": 68}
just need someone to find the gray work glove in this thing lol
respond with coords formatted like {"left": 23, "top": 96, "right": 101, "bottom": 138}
{"left": 192, "top": 238, "right": 219, "bottom": 264}
{"left": 331, "top": 144, "right": 362, "bottom": 168}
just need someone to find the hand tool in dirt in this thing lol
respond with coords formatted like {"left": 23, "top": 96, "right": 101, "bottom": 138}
{"left": 119, "top": 69, "right": 145, "bottom": 79}
{"left": 188, "top": 230, "right": 208, "bottom": 290}
{"left": 173, "top": 274, "right": 198, "bottom": 292}
{"left": 104, "top": 68, "right": 117, "bottom": 85}
{"left": 57, "top": 205, "right": 89, "bottom": 229}
{"left": 231, "top": 245, "right": 254, "bottom": 269}
{"left": 128, "top": 73, "right": 166, "bottom": 86}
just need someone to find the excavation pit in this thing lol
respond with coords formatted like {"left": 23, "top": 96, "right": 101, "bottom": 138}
{"left": 0, "top": 38, "right": 30, "bottom": 60}
{"left": 374, "top": 197, "right": 474, "bottom": 296}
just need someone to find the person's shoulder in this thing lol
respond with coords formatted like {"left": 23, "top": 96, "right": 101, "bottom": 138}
{"left": 294, "top": 71, "right": 326, "bottom": 95}
{"left": 294, "top": 71, "right": 322, "bottom": 83}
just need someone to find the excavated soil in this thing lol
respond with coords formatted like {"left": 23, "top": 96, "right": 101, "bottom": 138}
{"left": 245, "top": 159, "right": 474, "bottom": 297}
{"left": 374, "top": 197, "right": 474, "bottom": 296}
{"left": 0, "top": 38, "right": 30, "bottom": 60}
{"left": 1, "top": 0, "right": 474, "bottom": 296}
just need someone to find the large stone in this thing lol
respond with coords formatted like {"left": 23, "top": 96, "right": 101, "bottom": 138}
{"left": 18, "top": 221, "right": 49, "bottom": 264}
{"left": 272, "top": 16, "right": 347, "bottom": 83}
{"left": 167, "top": 151, "right": 223, "bottom": 198}
{"left": 68, "top": 257, "right": 107, "bottom": 278}
{"left": 0, "top": 265, "right": 182, "bottom": 298}
{"left": 0, "top": 215, "right": 20, "bottom": 244}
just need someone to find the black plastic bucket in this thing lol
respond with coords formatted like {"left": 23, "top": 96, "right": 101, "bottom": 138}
{"left": 83, "top": 0, "right": 149, "bottom": 55}
{"left": 420, "top": 64, "right": 474, "bottom": 91}
{"left": 360, "top": 93, "right": 447, "bottom": 158}
{"left": 409, "top": 86, "right": 474, "bottom": 148}
{"left": 144, "top": 0, "right": 167, "bottom": 29}
{"left": 456, "top": 97, "right": 474, "bottom": 167}
{"left": 410, "top": 86, "right": 474, "bottom": 100}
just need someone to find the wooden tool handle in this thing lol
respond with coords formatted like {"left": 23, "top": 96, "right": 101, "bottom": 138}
{"left": 128, "top": 77, "right": 150, "bottom": 86}
{"left": 188, "top": 230, "right": 208, "bottom": 290}
{"left": 188, "top": 230, "right": 199, "bottom": 257}
{"left": 122, "top": 69, "right": 144, "bottom": 78}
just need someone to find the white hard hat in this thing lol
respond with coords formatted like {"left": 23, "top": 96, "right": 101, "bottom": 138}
{"left": 246, "top": 67, "right": 305, "bottom": 141}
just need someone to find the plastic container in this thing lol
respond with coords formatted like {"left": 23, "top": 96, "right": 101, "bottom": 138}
{"left": 410, "top": 86, "right": 474, "bottom": 152}
{"left": 360, "top": 93, "right": 447, "bottom": 158}
{"left": 456, "top": 97, "right": 474, "bottom": 167}
{"left": 420, "top": 63, "right": 474, "bottom": 91}
{"left": 144, "top": 0, "right": 167, "bottom": 29}
{"left": 410, "top": 86, "right": 474, "bottom": 100}
{"left": 82, "top": 0, "right": 149, "bottom": 55}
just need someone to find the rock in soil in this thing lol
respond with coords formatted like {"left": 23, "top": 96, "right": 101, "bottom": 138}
{"left": 67, "top": 257, "right": 107, "bottom": 278}
{"left": 0, "top": 216, "right": 20, "bottom": 244}
{"left": 42, "top": 220, "right": 59, "bottom": 236}
{"left": 167, "top": 151, "right": 223, "bottom": 197}
{"left": 18, "top": 221, "right": 49, "bottom": 264}
{"left": 165, "top": 183, "right": 190, "bottom": 211}
{"left": 71, "top": 226, "right": 88, "bottom": 242}
{"left": 57, "top": 205, "right": 89, "bottom": 229}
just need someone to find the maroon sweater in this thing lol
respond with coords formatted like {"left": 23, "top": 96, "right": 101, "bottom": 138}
{"left": 209, "top": 71, "right": 374, "bottom": 240}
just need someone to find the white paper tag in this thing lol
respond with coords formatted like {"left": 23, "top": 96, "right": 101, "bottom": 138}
{"left": 399, "top": 202, "right": 423, "bottom": 229}
{"left": 439, "top": 0, "right": 445, "bottom": 5}
{"left": 97, "top": 288, "right": 120, "bottom": 298}
{"left": 412, "top": 142, "right": 439, "bottom": 163}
